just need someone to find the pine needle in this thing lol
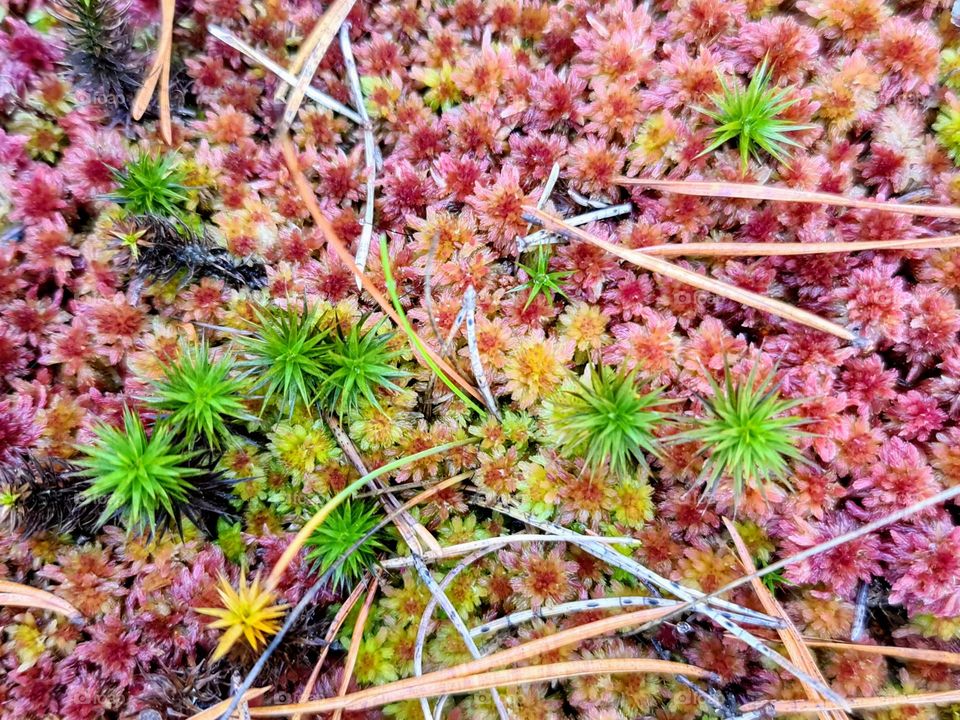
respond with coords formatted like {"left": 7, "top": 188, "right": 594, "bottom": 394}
{"left": 637, "top": 235, "right": 960, "bottom": 257}
{"left": 131, "top": 0, "right": 175, "bottom": 143}
{"left": 725, "top": 519, "right": 848, "bottom": 720}
{"left": 0, "top": 580, "right": 82, "bottom": 619}
{"left": 247, "top": 656, "right": 709, "bottom": 716}
{"left": 523, "top": 206, "right": 856, "bottom": 341}
{"left": 617, "top": 177, "right": 960, "bottom": 220}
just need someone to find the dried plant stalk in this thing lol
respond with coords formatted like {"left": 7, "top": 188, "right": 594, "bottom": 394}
{"left": 618, "top": 177, "right": 960, "bottom": 219}
{"left": 281, "top": 0, "right": 357, "bottom": 127}
{"left": 380, "top": 533, "right": 641, "bottom": 569}
{"left": 523, "top": 206, "right": 855, "bottom": 340}
{"left": 724, "top": 519, "right": 848, "bottom": 720}
{"left": 208, "top": 25, "right": 361, "bottom": 123}
{"left": 638, "top": 235, "right": 960, "bottom": 257}
{"left": 248, "top": 657, "right": 709, "bottom": 716}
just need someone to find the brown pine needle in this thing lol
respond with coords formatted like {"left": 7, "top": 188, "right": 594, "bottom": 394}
{"left": 131, "top": 0, "right": 175, "bottom": 143}
{"left": 248, "top": 658, "right": 711, "bottom": 716}
{"left": 522, "top": 206, "right": 856, "bottom": 341}
{"left": 724, "top": 519, "right": 847, "bottom": 720}
{"left": 280, "top": 0, "right": 356, "bottom": 127}
{"left": 800, "top": 640, "right": 960, "bottom": 667}
{"left": 618, "top": 177, "right": 960, "bottom": 219}
{"left": 740, "top": 689, "right": 960, "bottom": 715}
{"left": 185, "top": 687, "right": 271, "bottom": 720}
{"left": 331, "top": 575, "right": 379, "bottom": 720}
{"left": 244, "top": 606, "right": 677, "bottom": 717}
{"left": 638, "top": 235, "right": 960, "bottom": 257}
{"left": 292, "top": 577, "right": 371, "bottom": 720}
{"left": 278, "top": 134, "right": 484, "bottom": 403}
{"left": 0, "top": 580, "right": 82, "bottom": 619}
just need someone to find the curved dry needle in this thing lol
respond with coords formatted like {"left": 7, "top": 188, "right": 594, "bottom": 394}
{"left": 131, "top": 0, "right": 175, "bottom": 144}
{"left": 463, "top": 286, "right": 500, "bottom": 419}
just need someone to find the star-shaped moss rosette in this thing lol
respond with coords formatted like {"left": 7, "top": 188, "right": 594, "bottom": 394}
{"left": 196, "top": 570, "right": 289, "bottom": 660}
{"left": 673, "top": 362, "right": 811, "bottom": 501}
{"left": 696, "top": 56, "right": 814, "bottom": 170}
{"left": 544, "top": 365, "right": 673, "bottom": 480}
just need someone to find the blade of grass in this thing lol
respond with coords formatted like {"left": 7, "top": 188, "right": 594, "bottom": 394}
{"left": 265, "top": 438, "right": 475, "bottom": 590}
{"left": 380, "top": 236, "right": 487, "bottom": 416}
{"left": 618, "top": 177, "right": 960, "bottom": 219}
{"left": 277, "top": 135, "right": 484, "bottom": 405}
{"left": 522, "top": 206, "right": 856, "bottom": 341}
{"left": 637, "top": 235, "right": 960, "bottom": 257}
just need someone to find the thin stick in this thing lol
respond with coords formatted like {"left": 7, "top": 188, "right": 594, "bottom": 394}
{"left": 470, "top": 595, "right": 680, "bottom": 638}
{"left": 523, "top": 207, "right": 856, "bottom": 341}
{"left": 282, "top": 0, "right": 357, "bottom": 127}
{"left": 414, "top": 547, "right": 508, "bottom": 720}
{"left": 331, "top": 575, "right": 379, "bottom": 720}
{"left": 380, "top": 533, "right": 642, "bottom": 569}
{"left": 278, "top": 134, "right": 484, "bottom": 404}
{"left": 462, "top": 285, "right": 501, "bottom": 418}
{"left": 619, "top": 177, "right": 960, "bottom": 220}
{"left": 636, "top": 235, "right": 960, "bottom": 257}
{"left": 291, "top": 577, "right": 370, "bottom": 720}
{"left": 207, "top": 25, "right": 362, "bottom": 124}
